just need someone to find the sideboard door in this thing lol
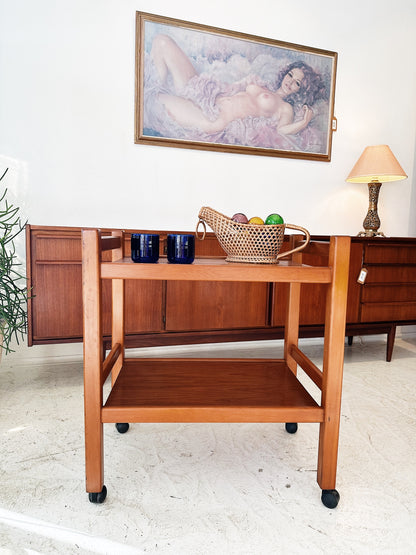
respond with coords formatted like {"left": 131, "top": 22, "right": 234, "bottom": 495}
{"left": 165, "top": 281, "right": 270, "bottom": 331}
{"left": 27, "top": 227, "right": 164, "bottom": 343}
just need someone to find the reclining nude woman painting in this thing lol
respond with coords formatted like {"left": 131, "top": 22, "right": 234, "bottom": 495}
{"left": 137, "top": 14, "right": 337, "bottom": 158}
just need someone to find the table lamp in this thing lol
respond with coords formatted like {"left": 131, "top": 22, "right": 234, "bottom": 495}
{"left": 346, "top": 145, "right": 407, "bottom": 237}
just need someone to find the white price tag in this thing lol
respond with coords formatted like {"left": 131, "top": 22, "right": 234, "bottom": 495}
{"left": 357, "top": 268, "right": 368, "bottom": 284}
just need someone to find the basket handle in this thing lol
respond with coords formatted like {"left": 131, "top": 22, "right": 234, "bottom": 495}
{"left": 276, "top": 224, "right": 310, "bottom": 261}
{"left": 196, "top": 219, "right": 207, "bottom": 240}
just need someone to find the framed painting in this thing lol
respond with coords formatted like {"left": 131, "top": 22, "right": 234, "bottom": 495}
{"left": 135, "top": 12, "right": 338, "bottom": 161}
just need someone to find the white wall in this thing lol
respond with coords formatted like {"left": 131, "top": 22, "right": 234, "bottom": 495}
{"left": 1, "top": 0, "right": 415, "bottom": 237}
{"left": 1, "top": 0, "right": 416, "bottom": 359}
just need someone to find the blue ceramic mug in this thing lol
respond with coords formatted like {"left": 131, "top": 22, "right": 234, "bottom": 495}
{"left": 167, "top": 234, "right": 195, "bottom": 264}
{"left": 131, "top": 233, "right": 159, "bottom": 263}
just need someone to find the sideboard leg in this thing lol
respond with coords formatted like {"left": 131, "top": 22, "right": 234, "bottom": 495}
{"left": 386, "top": 324, "right": 396, "bottom": 362}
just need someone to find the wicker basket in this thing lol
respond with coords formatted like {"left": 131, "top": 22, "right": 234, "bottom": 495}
{"left": 197, "top": 206, "right": 310, "bottom": 264}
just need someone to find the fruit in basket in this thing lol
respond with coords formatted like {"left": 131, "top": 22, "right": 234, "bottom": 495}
{"left": 265, "top": 213, "right": 284, "bottom": 225}
{"left": 248, "top": 216, "right": 264, "bottom": 225}
{"left": 231, "top": 212, "right": 249, "bottom": 223}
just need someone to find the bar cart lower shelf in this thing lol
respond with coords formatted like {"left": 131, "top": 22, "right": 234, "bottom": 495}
{"left": 82, "top": 230, "right": 350, "bottom": 508}
{"left": 102, "top": 358, "right": 322, "bottom": 423}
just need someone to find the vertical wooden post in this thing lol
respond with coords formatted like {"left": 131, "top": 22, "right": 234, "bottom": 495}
{"left": 284, "top": 246, "right": 303, "bottom": 374}
{"left": 111, "top": 230, "right": 125, "bottom": 385}
{"left": 82, "top": 229, "right": 104, "bottom": 494}
{"left": 284, "top": 281, "right": 301, "bottom": 374}
{"left": 317, "top": 236, "right": 350, "bottom": 490}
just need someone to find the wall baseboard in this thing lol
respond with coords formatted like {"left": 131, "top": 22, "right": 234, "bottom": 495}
{"left": 3, "top": 327, "right": 416, "bottom": 367}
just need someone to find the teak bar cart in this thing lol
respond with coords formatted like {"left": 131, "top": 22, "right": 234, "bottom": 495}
{"left": 81, "top": 229, "right": 350, "bottom": 508}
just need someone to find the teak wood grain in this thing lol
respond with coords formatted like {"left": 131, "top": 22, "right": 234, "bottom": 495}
{"left": 102, "top": 358, "right": 322, "bottom": 423}
{"left": 100, "top": 257, "right": 332, "bottom": 283}
{"left": 27, "top": 225, "right": 416, "bottom": 362}
{"left": 81, "top": 229, "right": 351, "bottom": 500}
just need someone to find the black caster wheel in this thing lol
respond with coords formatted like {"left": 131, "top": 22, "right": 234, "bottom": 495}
{"left": 115, "top": 423, "right": 129, "bottom": 434}
{"left": 285, "top": 422, "right": 298, "bottom": 434}
{"left": 321, "top": 489, "right": 340, "bottom": 508}
{"left": 88, "top": 485, "right": 107, "bottom": 504}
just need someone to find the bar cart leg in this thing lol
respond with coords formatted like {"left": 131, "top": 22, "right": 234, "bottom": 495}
{"left": 84, "top": 382, "right": 107, "bottom": 502}
{"left": 85, "top": 409, "right": 106, "bottom": 503}
{"left": 82, "top": 229, "right": 107, "bottom": 503}
{"left": 317, "top": 419, "right": 341, "bottom": 508}
{"left": 317, "top": 236, "right": 350, "bottom": 508}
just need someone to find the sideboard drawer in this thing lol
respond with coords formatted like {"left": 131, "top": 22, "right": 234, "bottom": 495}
{"left": 361, "top": 284, "right": 416, "bottom": 303}
{"left": 364, "top": 265, "right": 416, "bottom": 284}
{"left": 34, "top": 234, "right": 82, "bottom": 262}
{"left": 361, "top": 301, "right": 416, "bottom": 322}
{"left": 360, "top": 241, "right": 416, "bottom": 321}
{"left": 364, "top": 244, "right": 416, "bottom": 264}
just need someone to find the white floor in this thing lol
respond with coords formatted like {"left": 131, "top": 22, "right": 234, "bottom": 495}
{"left": 0, "top": 335, "right": 415, "bottom": 554}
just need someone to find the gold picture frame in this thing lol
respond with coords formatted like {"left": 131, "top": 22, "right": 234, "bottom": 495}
{"left": 135, "top": 12, "right": 338, "bottom": 161}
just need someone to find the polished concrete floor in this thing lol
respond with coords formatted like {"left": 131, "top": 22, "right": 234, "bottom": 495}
{"left": 1, "top": 335, "right": 415, "bottom": 554}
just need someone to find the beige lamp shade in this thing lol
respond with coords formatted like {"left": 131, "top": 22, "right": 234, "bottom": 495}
{"left": 346, "top": 145, "right": 407, "bottom": 183}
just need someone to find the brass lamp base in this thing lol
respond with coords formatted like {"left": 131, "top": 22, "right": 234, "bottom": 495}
{"left": 357, "top": 182, "right": 386, "bottom": 238}
{"left": 357, "top": 229, "right": 386, "bottom": 237}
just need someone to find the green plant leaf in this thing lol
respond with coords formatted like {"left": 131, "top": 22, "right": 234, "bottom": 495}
{"left": 0, "top": 168, "right": 29, "bottom": 354}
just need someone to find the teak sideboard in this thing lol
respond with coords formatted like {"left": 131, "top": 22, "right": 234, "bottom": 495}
{"left": 26, "top": 225, "right": 416, "bottom": 360}
{"left": 82, "top": 229, "right": 350, "bottom": 507}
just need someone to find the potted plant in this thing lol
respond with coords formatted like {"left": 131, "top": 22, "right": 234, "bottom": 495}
{"left": 0, "top": 168, "right": 29, "bottom": 357}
